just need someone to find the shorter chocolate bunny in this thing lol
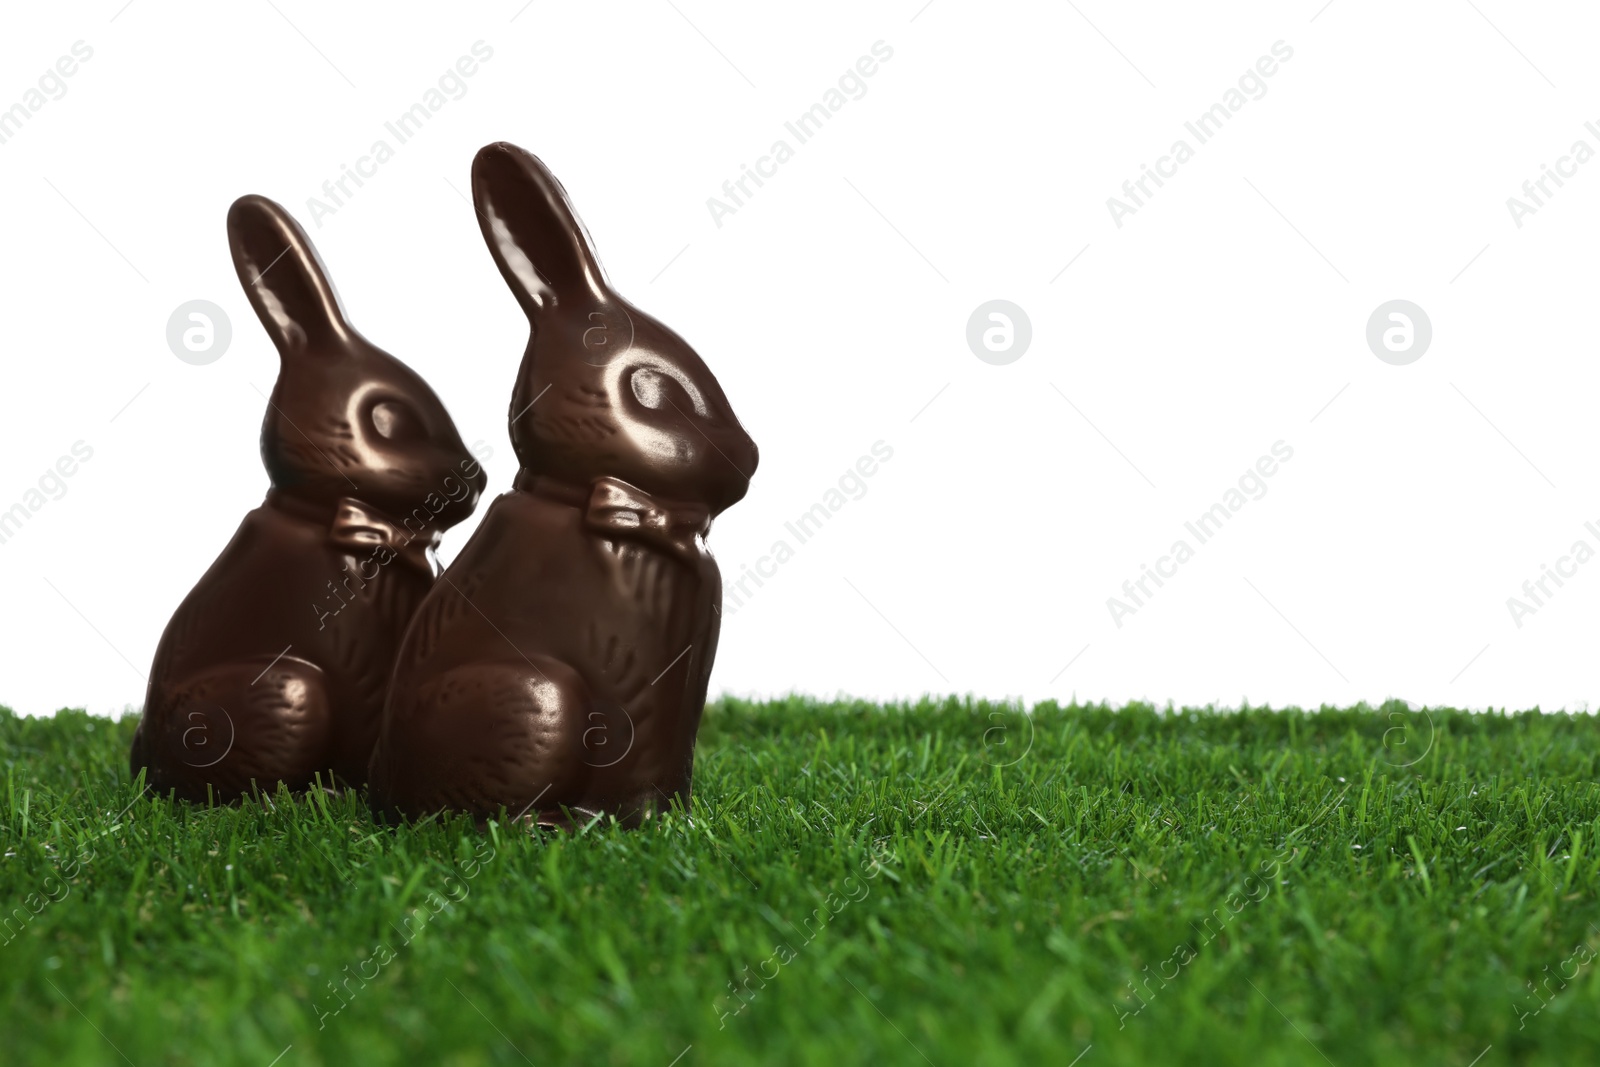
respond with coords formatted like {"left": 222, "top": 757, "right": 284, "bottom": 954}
{"left": 369, "top": 143, "right": 759, "bottom": 826}
{"left": 131, "top": 195, "right": 487, "bottom": 802}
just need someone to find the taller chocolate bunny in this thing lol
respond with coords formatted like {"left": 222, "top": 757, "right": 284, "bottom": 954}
{"left": 131, "top": 195, "right": 487, "bottom": 802}
{"left": 369, "top": 143, "right": 759, "bottom": 826}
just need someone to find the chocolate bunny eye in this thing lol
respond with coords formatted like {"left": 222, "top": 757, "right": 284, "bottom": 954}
{"left": 631, "top": 368, "right": 666, "bottom": 409}
{"left": 370, "top": 400, "right": 426, "bottom": 442}
{"left": 630, "top": 365, "right": 708, "bottom": 416}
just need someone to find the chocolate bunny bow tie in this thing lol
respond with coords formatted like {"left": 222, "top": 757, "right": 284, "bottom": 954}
{"left": 265, "top": 490, "right": 437, "bottom": 576}
{"left": 328, "top": 498, "right": 438, "bottom": 576}
{"left": 516, "top": 472, "right": 710, "bottom": 565}
{"left": 585, "top": 477, "right": 711, "bottom": 565}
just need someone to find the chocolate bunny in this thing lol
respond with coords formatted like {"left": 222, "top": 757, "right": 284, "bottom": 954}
{"left": 368, "top": 143, "right": 759, "bottom": 826}
{"left": 131, "top": 195, "right": 487, "bottom": 802}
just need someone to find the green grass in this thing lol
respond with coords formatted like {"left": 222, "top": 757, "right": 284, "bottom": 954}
{"left": 3, "top": 698, "right": 1600, "bottom": 1066}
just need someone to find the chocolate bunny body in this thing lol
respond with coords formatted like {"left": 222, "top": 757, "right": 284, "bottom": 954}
{"left": 369, "top": 143, "right": 758, "bottom": 825}
{"left": 131, "top": 196, "right": 486, "bottom": 801}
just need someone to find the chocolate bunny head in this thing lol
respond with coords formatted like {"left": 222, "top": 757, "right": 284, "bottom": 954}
{"left": 471, "top": 142, "right": 758, "bottom": 515}
{"left": 228, "top": 195, "right": 488, "bottom": 523}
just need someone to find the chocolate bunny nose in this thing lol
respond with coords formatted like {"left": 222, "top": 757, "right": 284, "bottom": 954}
{"left": 466, "top": 456, "right": 490, "bottom": 496}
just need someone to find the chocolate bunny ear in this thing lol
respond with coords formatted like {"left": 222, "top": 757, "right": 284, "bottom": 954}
{"left": 471, "top": 142, "right": 609, "bottom": 320}
{"left": 227, "top": 194, "right": 353, "bottom": 356}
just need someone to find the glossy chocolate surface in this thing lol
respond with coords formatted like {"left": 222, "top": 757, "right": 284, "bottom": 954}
{"left": 131, "top": 195, "right": 486, "bottom": 801}
{"left": 369, "top": 142, "right": 758, "bottom": 826}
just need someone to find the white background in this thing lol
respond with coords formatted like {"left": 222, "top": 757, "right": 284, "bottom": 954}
{"left": 1, "top": 1, "right": 1597, "bottom": 717}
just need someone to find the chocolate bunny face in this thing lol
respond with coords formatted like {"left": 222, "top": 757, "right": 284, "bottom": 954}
{"left": 230, "top": 195, "right": 487, "bottom": 520}
{"left": 471, "top": 143, "right": 758, "bottom": 513}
